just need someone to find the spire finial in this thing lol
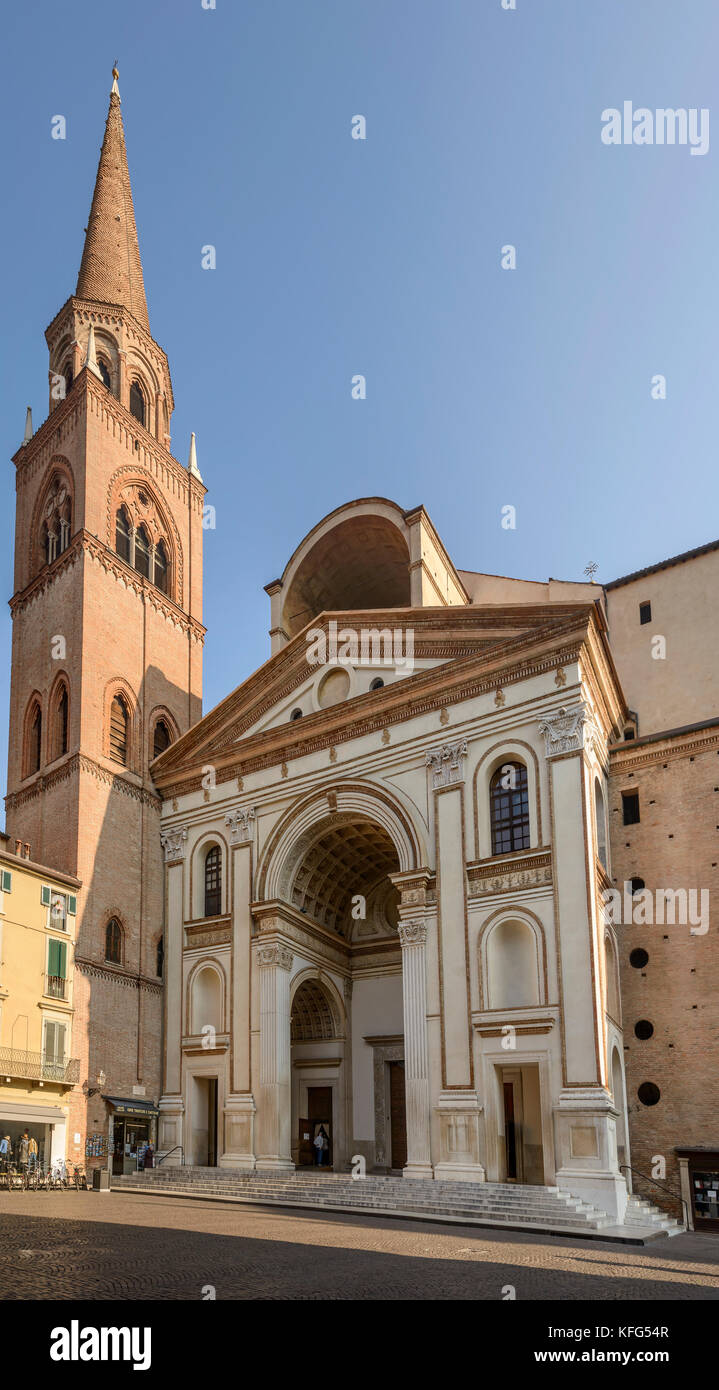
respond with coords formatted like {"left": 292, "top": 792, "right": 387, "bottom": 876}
{"left": 22, "top": 406, "right": 33, "bottom": 446}
{"left": 188, "top": 432, "right": 203, "bottom": 481}
{"left": 111, "top": 62, "right": 120, "bottom": 98}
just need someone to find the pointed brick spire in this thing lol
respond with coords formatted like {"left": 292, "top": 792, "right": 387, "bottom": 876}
{"left": 76, "top": 68, "right": 149, "bottom": 330}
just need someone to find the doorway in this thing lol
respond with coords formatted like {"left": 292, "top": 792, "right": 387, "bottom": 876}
{"left": 497, "top": 1064, "right": 544, "bottom": 1185}
{"left": 308, "top": 1086, "right": 332, "bottom": 1169}
{"left": 191, "top": 1076, "right": 218, "bottom": 1166}
{"left": 388, "top": 1061, "right": 407, "bottom": 1170}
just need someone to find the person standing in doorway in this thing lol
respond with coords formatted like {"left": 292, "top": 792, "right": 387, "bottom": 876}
{"left": 313, "top": 1128, "right": 324, "bottom": 1166}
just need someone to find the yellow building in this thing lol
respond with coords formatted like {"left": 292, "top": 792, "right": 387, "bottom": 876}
{"left": 0, "top": 833, "right": 81, "bottom": 1167}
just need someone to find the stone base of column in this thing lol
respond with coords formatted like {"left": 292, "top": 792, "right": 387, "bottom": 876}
{"left": 403, "top": 1162, "right": 434, "bottom": 1181}
{"left": 255, "top": 1157, "right": 295, "bottom": 1173}
{"left": 434, "top": 1091, "right": 485, "bottom": 1183}
{"left": 554, "top": 1087, "right": 628, "bottom": 1223}
{"left": 156, "top": 1096, "right": 184, "bottom": 1165}
{"left": 220, "top": 1094, "right": 256, "bottom": 1169}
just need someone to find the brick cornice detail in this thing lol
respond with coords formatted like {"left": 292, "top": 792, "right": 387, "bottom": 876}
{"left": 74, "top": 955, "right": 163, "bottom": 994}
{"left": 609, "top": 726, "right": 719, "bottom": 773}
{"left": 5, "top": 752, "right": 161, "bottom": 813}
{"left": 9, "top": 530, "right": 205, "bottom": 642}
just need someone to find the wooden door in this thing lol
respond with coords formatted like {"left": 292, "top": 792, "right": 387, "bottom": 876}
{"left": 388, "top": 1061, "right": 407, "bottom": 1170}
{"left": 503, "top": 1081, "right": 517, "bottom": 1180}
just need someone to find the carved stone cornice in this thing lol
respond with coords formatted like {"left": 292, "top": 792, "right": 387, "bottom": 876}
{"left": 538, "top": 704, "right": 591, "bottom": 758}
{"left": 161, "top": 825, "right": 188, "bottom": 864}
{"left": 154, "top": 613, "right": 600, "bottom": 799}
{"left": 225, "top": 807, "right": 255, "bottom": 844}
{"left": 467, "top": 850, "right": 552, "bottom": 899}
{"left": 425, "top": 739, "right": 468, "bottom": 789}
{"left": 256, "top": 943, "right": 293, "bottom": 971}
{"left": 398, "top": 921, "right": 427, "bottom": 949}
{"left": 185, "top": 923, "right": 231, "bottom": 950}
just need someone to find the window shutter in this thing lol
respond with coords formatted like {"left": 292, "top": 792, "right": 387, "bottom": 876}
{"left": 48, "top": 938, "right": 61, "bottom": 976}
{"left": 41, "top": 884, "right": 51, "bottom": 906}
{"left": 1, "top": 870, "right": 11, "bottom": 892}
{"left": 68, "top": 894, "right": 77, "bottom": 916}
{"left": 57, "top": 940, "right": 67, "bottom": 978}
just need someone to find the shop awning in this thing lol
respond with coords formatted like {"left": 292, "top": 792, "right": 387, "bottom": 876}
{"left": 0, "top": 1101, "right": 67, "bottom": 1122}
{"left": 104, "top": 1096, "right": 158, "bottom": 1118}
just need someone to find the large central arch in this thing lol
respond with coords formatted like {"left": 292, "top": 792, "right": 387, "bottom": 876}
{"left": 257, "top": 780, "right": 424, "bottom": 908}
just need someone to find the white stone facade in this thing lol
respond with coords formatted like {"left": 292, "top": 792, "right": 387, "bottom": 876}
{"left": 154, "top": 499, "right": 631, "bottom": 1220}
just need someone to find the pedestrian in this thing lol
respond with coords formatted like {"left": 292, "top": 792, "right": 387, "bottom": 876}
{"left": 143, "top": 1143, "right": 154, "bottom": 1170}
{"left": 18, "top": 1129, "right": 30, "bottom": 1171}
{"left": 0, "top": 1135, "right": 10, "bottom": 1172}
{"left": 313, "top": 1128, "right": 324, "bottom": 1166}
{"left": 28, "top": 1136, "right": 38, "bottom": 1172}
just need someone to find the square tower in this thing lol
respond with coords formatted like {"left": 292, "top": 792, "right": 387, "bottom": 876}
{"left": 4, "top": 69, "right": 205, "bottom": 1168}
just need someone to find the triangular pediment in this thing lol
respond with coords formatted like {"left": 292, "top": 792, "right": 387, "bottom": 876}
{"left": 151, "top": 601, "right": 605, "bottom": 794}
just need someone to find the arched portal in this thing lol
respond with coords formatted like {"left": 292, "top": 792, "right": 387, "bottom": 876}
{"left": 256, "top": 787, "right": 423, "bottom": 1175}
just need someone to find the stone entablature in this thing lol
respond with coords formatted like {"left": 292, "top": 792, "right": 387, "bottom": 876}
{"left": 467, "top": 849, "right": 552, "bottom": 898}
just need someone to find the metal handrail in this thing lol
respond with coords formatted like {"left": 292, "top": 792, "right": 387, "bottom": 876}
{"left": 158, "top": 1144, "right": 184, "bottom": 1167}
{"left": 619, "top": 1163, "right": 689, "bottom": 1228}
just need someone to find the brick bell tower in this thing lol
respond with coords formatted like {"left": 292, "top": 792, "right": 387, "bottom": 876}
{"left": 5, "top": 67, "right": 205, "bottom": 1163}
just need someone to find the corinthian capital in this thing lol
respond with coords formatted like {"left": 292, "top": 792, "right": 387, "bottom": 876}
{"left": 425, "top": 739, "right": 468, "bottom": 789}
{"left": 398, "top": 921, "right": 427, "bottom": 949}
{"left": 538, "top": 704, "right": 590, "bottom": 759}
{"left": 160, "top": 825, "right": 188, "bottom": 863}
{"left": 225, "top": 806, "right": 255, "bottom": 844}
{"left": 257, "top": 943, "right": 293, "bottom": 971}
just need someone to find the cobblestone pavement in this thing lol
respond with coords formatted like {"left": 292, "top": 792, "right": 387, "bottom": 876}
{"left": 1, "top": 1191, "right": 718, "bottom": 1300}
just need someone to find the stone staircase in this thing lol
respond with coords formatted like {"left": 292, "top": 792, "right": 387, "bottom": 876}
{"left": 623, "top": 1193, "right": 684, "bottom": 1237}
{"left": 114, "top": 1166, "right": 682, "bottom": 1242}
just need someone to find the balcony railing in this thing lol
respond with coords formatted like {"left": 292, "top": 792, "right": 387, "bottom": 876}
{"left": 45, "top": 974, "right": 67, "bottom": 1000}
{"left": 0, "top": 1046, "right": 80, "bottom": 1086}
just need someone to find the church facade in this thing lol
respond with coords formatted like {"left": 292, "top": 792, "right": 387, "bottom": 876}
{"left": 152, "top": 500, "right": 631, "bottom": 1220}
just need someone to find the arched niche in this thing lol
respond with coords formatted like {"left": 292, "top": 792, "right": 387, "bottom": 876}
{"left": 481, "top": 911, "right": 545, "bottom": 1010}
{"left": 189, "top": 961, "right": 225, "bottom": 1036}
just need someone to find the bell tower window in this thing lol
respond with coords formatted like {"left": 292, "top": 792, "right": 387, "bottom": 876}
{"left": 98, "top": 358, "right": 111, "bottom": 390}
{"left": 134, "top": 525, "right": 151, "bottom": 579}
{"left": 154, "top": 539, "right": 168, "bottom": 593}
{"left": 152, "top": 718, "right": 172, "bottom": 759}
{"left": 27, "top": 702, "right": 42, "bottom": 776}
{"left": 52, "top": 685, "right": 69, "bottom": 761}
{"left": 129, "top": 380, "right": 145, "bottom": 426}
{"left": 109, "top": 695, "right": 129, "bottom": 765}
{"left": 115, "top": 508, "right": 132, "bottom": 564}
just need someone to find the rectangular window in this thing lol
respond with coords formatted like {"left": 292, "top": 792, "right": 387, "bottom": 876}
{"left": 47, "top": 938, "right": 67, "bottom": 998}
{"left": 622, "top": 790, "right": 641, "bottom": 825}
{"left": 1, "top": 870, "right": 11, "bottom": 892}
{"left": 49, "top": 891, "right": 67, "bottom": 930}
{"left": 43, "top": 1020, "right": 67, "bottom": 1078}
{"left": 639, "top": 601, "right": 652, "bottom": 625}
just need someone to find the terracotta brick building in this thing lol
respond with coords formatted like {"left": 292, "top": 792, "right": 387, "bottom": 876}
{"left": 4, "top": 70, "right": 205, "bottom": 1173}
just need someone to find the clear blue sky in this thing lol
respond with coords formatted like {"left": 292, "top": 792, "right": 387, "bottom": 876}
{"left": 2, "top": 0, "right": 718, "bottom": 802}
